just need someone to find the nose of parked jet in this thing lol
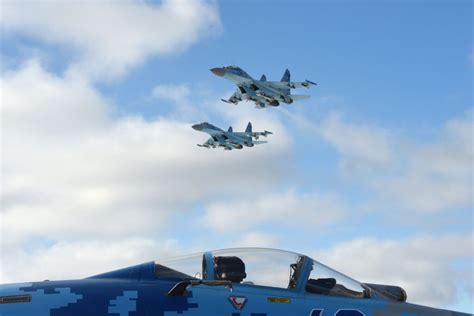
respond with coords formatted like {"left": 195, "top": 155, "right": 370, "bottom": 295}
{"left": 192, "top": 123, "right": 202, "bottom": 131}
{"left": 210, "top": 67, "right": 225, "bottom": 77}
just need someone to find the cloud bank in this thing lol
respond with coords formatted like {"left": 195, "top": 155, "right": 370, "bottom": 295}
{"left": 318, "top": 111, "right": 473, "bottom": 214}
{"left": 315, "top": 234, "right": 473, "bottom": 307}
{"left": 1, "top": 61, "right": 292, "bottom": 249}
{"left": 1, "top": 0, "right": 222, "bottom": 80}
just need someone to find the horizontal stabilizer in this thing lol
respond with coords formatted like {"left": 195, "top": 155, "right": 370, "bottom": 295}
{"left": 290, "top": 80, "right": 317, "bottom": 89}
{"left": 290, "top": 94, "right": 310, "bottom": 101}
{"left": 264, "top": 80, "right": 317, "bottom": 90}
{"left": 252, "top": 130, "right": 272, "bottom": 140}
{"left": 253, "top": 140, "right": 268, "bottom": 145}
{"left": 221, "top": 98, "right": 235, "bottom": 104}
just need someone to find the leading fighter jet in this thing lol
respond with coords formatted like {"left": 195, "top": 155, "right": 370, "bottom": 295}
{"left": 192, "top": 121, "right": 272, "bottom": 150}
{"left": 210, "top": 65, "right": 317, "bottom": 108}
{"left": 0, "top": 248, "right": 470, "bottom": 316}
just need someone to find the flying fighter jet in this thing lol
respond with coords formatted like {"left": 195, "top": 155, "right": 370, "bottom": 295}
{"left": 192, "top": 121, "right": 272, "bottom": 150}
{"left": 210, "top": 65, "right": 317, "bottom": 108}
{"left": 0, "top": 248, "right": 469, "bottom": 316}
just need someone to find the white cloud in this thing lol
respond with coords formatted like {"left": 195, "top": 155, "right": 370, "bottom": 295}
{"left": 203, "top": 190, "right": 347, "bottom": 233}
{"left": 0, "top": 237, "right": 185, "bottom": 283}
{"left": 314, "top": 234, "right": 473, "bottom": 308}
{"left": 151, "top": 83, "right": 201, "bottom": 120}
{"left": 311, "top": 109, "right": 473, "bottom": 214}
{"left": 1, "top": 0, "right": 222, "bottom": 80}
{"left": 1, "top": 60, "right": 110, "bottom": 139}
{"left": 319, "top": 112, "right": 393, "bottom": 175}
{"left": 1, "top": 62, "right": 292, "bottom": 252}
{"left": 377, "top": 110, "right": 473, "bottom": 213}
{"left": 230, "top": 232, "right": 280, "bottom": 248}
{"left": 152, "top": 84, "right": 191, "bottom": 104}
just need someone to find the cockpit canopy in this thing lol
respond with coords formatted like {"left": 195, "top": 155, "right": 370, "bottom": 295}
{"left": 156, "top": 248, "right": 369, "bottom": 299}
{"left": 223, "top": 65, "right": 252, "bottom": 79}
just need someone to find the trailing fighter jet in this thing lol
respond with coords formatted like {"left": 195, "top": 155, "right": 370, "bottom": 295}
{"left": 192, "top": 121, "right": 272, "bottom": 150}
{"left": 0, "top": 248, "right": 469, "bottom": 316}
{"left": 210, "top": 65, "right": 317, "bottom": 108}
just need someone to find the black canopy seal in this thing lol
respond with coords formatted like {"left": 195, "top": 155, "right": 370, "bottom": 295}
{"left": 167, "top": 280, "right": 233, "bottom": 297}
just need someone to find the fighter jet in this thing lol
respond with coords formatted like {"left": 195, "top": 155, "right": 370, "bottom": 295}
{"left": 0, "top": 248, "right": 470, "bottom": 316}
{"left": 192, "top": 121, "right": 272, "bottom": 150}
{"left": 210, "top": 65, "right": 317, "bottom": 108}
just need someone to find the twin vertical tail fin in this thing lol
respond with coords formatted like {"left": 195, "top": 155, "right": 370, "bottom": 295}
{"left": 281, "top": 69, "right": 291, "bottom": 94}
{"left": 245, "top": 122, "right": 252, "bottom": 134}
{"left": 280, "top": 69, "right": 291, "bottom": 82}
{"left": 228, "top": 126, "right": 233, "bottom": 133}
{"left": 260, "top": 74, "right": 267, "bottom": 82}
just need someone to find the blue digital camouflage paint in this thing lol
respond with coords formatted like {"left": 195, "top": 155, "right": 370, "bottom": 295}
{"left": 0, "top": 248, "right": 471, "bottom": 316}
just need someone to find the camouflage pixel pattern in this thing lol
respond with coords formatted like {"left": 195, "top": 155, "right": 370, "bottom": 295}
{"left": 1, "top": 253, "right": 471, "bottom": 316}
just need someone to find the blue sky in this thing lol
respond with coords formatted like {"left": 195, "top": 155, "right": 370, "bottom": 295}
{"left": 114, "top": 0, "right": 472, "bottom": 120}
{"left": 1, "top": 0, "right": 472, "bottom": 313}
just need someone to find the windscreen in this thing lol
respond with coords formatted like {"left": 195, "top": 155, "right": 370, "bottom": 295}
{"left": 306, "top": 260, "right": 368, "bottom": 298}
{"left": 157, "top": 252, "right": 203, "bottom": 280}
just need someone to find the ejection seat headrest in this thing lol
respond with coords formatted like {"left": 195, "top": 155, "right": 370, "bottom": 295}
{"left": 214, "top": 256, "right": 247, "bottom": 283}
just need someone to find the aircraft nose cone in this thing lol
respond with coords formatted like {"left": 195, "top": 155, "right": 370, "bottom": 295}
{"left": 210, "top": 67, "right": 225, "bottom": 77}
{"left": 192, "top": 124, "right": 202, "bottom": 131}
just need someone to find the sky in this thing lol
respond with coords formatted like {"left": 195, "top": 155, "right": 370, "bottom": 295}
{"left": 0, "top": 0, "right": 472, "bottom": 313}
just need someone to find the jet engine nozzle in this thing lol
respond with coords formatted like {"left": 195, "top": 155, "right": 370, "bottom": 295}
{"left": 283, "top": 95, "right": 293, "bottom": 104}
{"left": 269, "top": 100, "right": 280, "bottom": 106}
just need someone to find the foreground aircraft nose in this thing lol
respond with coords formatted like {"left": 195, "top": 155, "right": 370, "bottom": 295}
{"left": 210, "top": 67, "right": 225, "bottom": 77}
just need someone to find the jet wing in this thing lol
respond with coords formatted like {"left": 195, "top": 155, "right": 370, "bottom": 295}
{"left": 264, "top": 80, "right": 317, "bottom": 89}
{"left": 197, "top": 134, "right": 228, "bottom": 148}
{"left": 198, "top": 134, "right": 245, "bottom": 150}
{"left": 221, "top": 89, "right": 242, "bottom": 104}
{"left": 252, "top": 95, "right": 277, "bottom": 108}
{"left": 197, "top": 137, "right": 217, "bottom": 148}
{"left": 239, "top": 84, "right": 258, "bottom": 97}
{"left": 225, "top": 132, "right": 248, "bottom": 144}
{"left": 233, "top": 130, "right": 272, "bottom": 140}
